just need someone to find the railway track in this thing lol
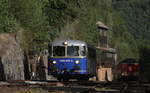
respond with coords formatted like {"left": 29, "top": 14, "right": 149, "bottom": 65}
{"left": 0, "top": 80, "right": 149, "bottom": 93}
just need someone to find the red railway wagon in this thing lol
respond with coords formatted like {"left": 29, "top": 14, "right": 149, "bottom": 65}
{"left": 117, "top": 59, "right": 139, "bottom": 81}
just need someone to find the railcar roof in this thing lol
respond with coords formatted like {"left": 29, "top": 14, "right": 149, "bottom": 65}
{"left": 50, "top": 40, "right": 87, "bottom": 46}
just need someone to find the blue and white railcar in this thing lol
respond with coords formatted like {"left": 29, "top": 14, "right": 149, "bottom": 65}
{"left": 48, "top": 40, "right": 96, "bottom": 81}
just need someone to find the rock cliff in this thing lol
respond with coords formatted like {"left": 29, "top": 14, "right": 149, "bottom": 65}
{"left": 0, "top": 32, "right": 24, "bottom": 80}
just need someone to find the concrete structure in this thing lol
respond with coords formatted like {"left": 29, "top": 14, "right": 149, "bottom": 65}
{"left": 97, "top": 66, "right": 113, "bottom": 81}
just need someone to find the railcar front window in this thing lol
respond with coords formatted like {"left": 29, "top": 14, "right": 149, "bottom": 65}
{"left": 53, "top": 46, "right": 65, "bottom": 56}
{"left": 80, "top": 46, "right": 86, "bottom": 56}
{"left": 67, "top": 46, "right": 79, "bottom": 56}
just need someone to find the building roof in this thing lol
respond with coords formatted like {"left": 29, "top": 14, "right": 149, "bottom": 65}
{"left": 96, "top": 21, "right": 109, "bottom": 30}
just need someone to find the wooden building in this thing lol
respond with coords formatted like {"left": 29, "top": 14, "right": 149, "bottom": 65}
{"left": 96, "top": 21, "right": 117, "bottom": 82}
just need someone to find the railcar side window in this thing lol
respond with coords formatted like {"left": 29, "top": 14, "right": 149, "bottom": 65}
{"left": 53, "top": 46, "right": 65, "bottom": 56}
{"left": 67, "top": 46, "right": 79, "bottom": 56}
{"left": 80, "top": 46, "right": 86, "bottom": 56}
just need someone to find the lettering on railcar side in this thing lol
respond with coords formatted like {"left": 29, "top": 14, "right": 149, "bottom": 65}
{"left": 59, "top": 60, "right": 74, "bottom": 62}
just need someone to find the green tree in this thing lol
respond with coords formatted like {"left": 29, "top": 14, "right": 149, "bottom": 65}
{"left": 9, "top": 0, "right": 50, "bottom": 53}
{"left": 113, "top": 0, "right": 150, "bottom": 47}
{"left": 0, "top": 0, "right": 17, "bottom": 33}
{"left": 111, "top": 12, "right": 139, "bottom": 62}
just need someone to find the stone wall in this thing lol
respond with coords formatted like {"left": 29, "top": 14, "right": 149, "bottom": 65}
{"left": 0, "top": 32, "right": 24, "bottom": 80}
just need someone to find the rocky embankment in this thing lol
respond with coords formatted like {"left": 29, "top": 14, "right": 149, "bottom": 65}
{"left": 0, "top": 32, "right": 24, "bottom": 80}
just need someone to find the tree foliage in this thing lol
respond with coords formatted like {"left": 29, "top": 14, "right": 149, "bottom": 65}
{"left": 110, "top": 12, "right": 139, "bottom": 62}
{"left": 0, "top": 0, "right": 17, "bottom": 33}
{"left": 113, "top": 0, "right": 150, "bottom": 47}
{"left": 9, "top": 0, "right": 51, "bottom": 53}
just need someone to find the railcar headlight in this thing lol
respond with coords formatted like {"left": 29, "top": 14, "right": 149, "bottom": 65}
{"left": 52, "top": 61, "right": 56, "bottom": 64}
{"left": 63, "top": 41, "right": 68, "bottom": 45}
{"left": 75, "top": 60, "right": 80, "bottom": 64}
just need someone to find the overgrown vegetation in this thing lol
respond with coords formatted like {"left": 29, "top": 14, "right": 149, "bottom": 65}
{"left": 113, "top": 0, "right": 150, "bottom": 46}
{"left": 139, "top": 46, "right": 150, "bottom": 81}
{"left": 0, "top": 0, "right": 149, "bottom": 62}
{"left": 0, "top": 0, "right": 17, "bottom": 33}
